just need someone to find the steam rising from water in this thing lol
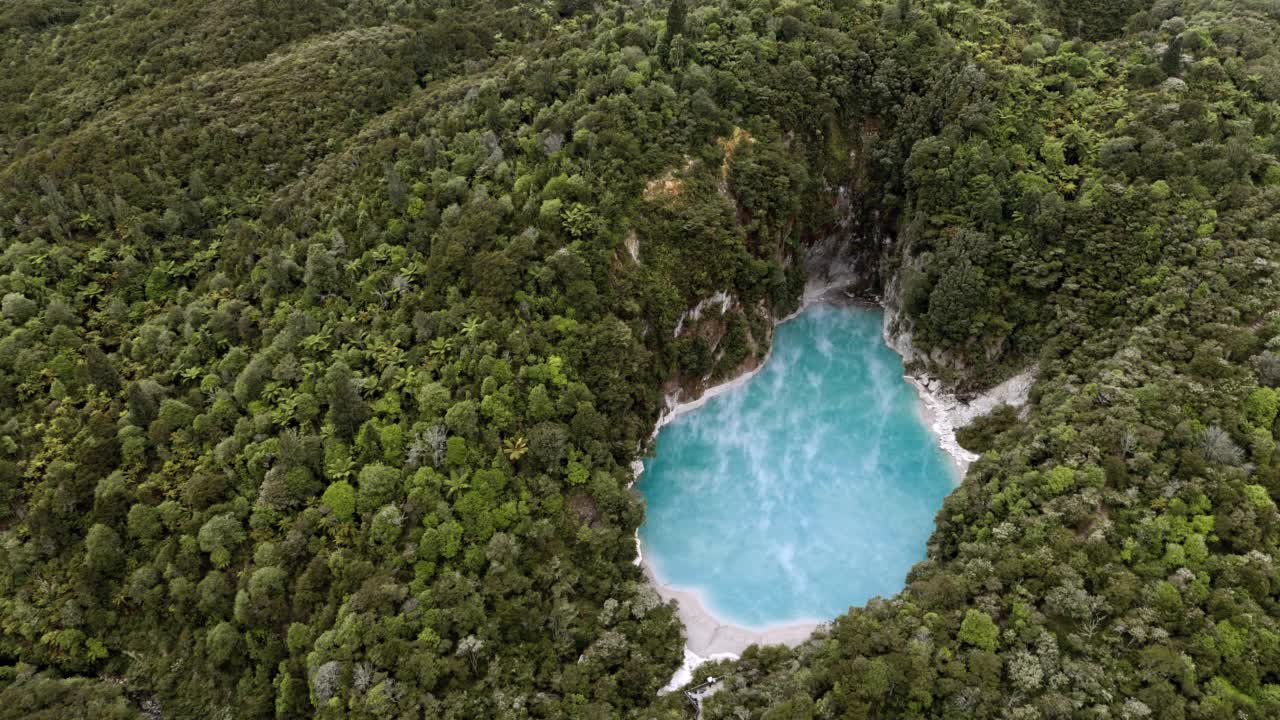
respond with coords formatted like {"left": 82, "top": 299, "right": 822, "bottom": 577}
{"left": 638, "top": 305, "right": 957, "bottom": 628}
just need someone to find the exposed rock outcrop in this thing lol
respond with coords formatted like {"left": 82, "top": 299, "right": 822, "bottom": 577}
{"left": 661, "top": 292, "right": 773, "bottom": 411}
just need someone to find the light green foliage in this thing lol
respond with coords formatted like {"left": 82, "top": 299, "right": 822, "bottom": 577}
{"left": 248, "top": 566, "right": 286, "bottom": 601}
{"left": 1245, "top": 388, "right": 1278, "bottom": 430}
{"left": 527, "top": 384, "right": 555, "bottom": 422}
{"left": 1185, "top": 533, "right": 1209, "bottom": 566}
{"left": 1, "top": 293, "right": 37, "bottom": 323}
{"left": 126, "top": 504, "right": 162, "bottom": 544}
{"left": 959, "top": 609, "right": 999, "bottom": 652}
{"left": 444, "top": 400, "right": 479, "bottom": 438}
{"left": 567, "top": 459, "right": 590, "bottom": 486}
{"left": 1043, "top": 466, "right": 1076, "bottom": 495}
{"left": 320, "top": 481, "right": 356, "bottom": 521}
{"left": 1243, "top": 485, "right": 1276, "bottom": 511}
{"left": 445, "top": 436, "right": 468, "bottom": 468}
{"left": 1249, "top": 427, "right": 1276, "bottom": 466}
{"left": 480, "top": 389, "right": 514, "bottom": 430}
{"left": 538, "top": 198, "right": 563, "bottom": 227}
{"left": 415, "top": 381, "right": 451, "bottom": 417}
{"left": 419, "top": 519, "right": 464, "bottom": 561}
{"left": 378, "top": 423, "right": 404, "bottom": 464}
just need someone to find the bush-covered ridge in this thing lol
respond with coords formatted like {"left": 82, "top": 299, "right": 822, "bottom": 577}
{"left": 1, "top": 0, "right": 1279, "bottom": 718}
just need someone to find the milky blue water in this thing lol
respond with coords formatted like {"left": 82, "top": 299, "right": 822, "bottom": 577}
{"left": 638, "top": 304, "right": 958, "bottom": 628}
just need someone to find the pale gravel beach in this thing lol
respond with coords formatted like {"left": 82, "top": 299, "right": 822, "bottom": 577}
{"left": 642, "top": 563, "right": 822, "bottom": 656}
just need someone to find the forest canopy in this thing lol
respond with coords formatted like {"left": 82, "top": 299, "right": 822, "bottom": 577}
{"left": 2, "top": 0, "right": 1280, "bottom": 718}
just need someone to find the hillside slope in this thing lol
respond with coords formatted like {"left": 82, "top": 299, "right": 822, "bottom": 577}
{"left": 2, "top": 1, "right": 1280, "bottom": 718}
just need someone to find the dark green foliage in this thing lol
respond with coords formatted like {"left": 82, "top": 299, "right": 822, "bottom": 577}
{"left": 0, "top": 668, "right": 139, "bottom": 719}
{"left": 658, "top": 0, "right": 688, "bottom": 68}
{"left": 925, "top": 260, "right": 987, "bottom": 342}
{"left": 1163, "top": 34, "right": 1184, "bottom": 77}
{"left": 955, "top": 404, "right": 1021, "bottom": 454}
{"left": 1045, "top": 0, "right": 1148, "bottom": 40}
{"left": 323, "top": 362, "right": 370, "bottom": 440}
{"left": 83, "top": 524, "right": 124, "bottom": 578}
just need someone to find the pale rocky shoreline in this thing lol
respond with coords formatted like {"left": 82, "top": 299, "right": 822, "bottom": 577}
{"left": 902, "top": 368, "right": 1036, "bottom": 480}
{"left": 634, "top": 278, "right": 1035, "bottom": 692}
{"left": 882, "top": 281, "right": 1037, "bottom": 481}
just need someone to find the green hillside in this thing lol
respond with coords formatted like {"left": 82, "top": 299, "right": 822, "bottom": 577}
{"left": 1, "top": 0, "right": 1279, "bottom": 718}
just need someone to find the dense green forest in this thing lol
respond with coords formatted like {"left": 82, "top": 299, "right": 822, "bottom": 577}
{"left": 2, "top": 0, "right": 1280, "bottom": 717}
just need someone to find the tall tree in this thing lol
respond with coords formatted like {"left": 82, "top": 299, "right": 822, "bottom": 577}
{"left": 325, "top": 362, "right": 370, "bottom": 440}
{"left": 658, "top": 0, "right": 688, "bottom": 67}
{"left": 1162, "top": 35, "right": 1183, "bottom": 77}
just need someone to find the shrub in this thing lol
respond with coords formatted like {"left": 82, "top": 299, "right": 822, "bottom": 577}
{"left": 959, "top": 609, "right": 999, "bottom": 651}
{"left": 321, "top": 481, "right": 356, "bottom": 521}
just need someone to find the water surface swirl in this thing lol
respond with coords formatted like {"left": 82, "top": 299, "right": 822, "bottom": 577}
{"left": 639, "top": 304, "right": 956, "bottom": 628}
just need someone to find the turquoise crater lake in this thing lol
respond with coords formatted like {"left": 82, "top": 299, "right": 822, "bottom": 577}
{"left": 638, "top": 304, "right": 958, "bottom": 629}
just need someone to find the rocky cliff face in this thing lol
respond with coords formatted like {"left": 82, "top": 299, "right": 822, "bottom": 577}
{"left": 802, "top": 185, "right": 922, "bottom": 368}
{"left": 880, "top": 246, "right": 986, "bottom": 390}
{"left": 660, "top": 294, "right": 773, "bottom": 410}
{"left": 660, "top": 180, "right": 871, "bottom": 402}
{"left": 880, "top": 250, "right": 921, "bottom": 364}
{"left": 801, "top": 186, "right": 889, "bottom": 301}
{"left": 662, "top": 178, "right": 1008, "bottom": 419}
